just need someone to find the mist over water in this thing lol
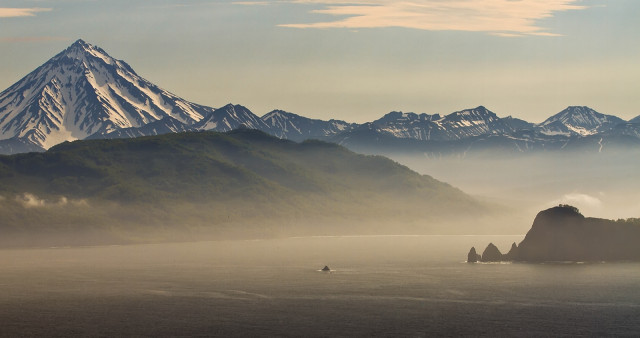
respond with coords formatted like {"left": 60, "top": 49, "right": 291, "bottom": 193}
{"left": 2, "top": 236, "right": 639, "bottom": 336}
{"left": 393, "top": 151, "right": 640, "bottom": 225}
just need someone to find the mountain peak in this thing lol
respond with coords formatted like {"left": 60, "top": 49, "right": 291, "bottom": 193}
{"left": 193, "top": 103, "right": 267, "bottom": 132}
{"left": 0, "top": 39, "right": 209, "bottom": 150}
{"left": 566, "top": 105, "right": 590, "bottom": 110}
{"left": 375, "top": 111, "right": 419, "bottom": 124}
{"left": 49, "top": 38, "right": 130, "bottom": 74}
{"left": 71, "top": 38, "right": 89, "bottom": 47}
{"left": 538, "top": 106, "right": 624, "bottom": 136}
{"left": 262, "top": 109, "right": 296, "bottom": 120}
{"left": 559, "top": 106, "right": 597, "bottom": 117}
{"left": 62, "top": 39, "right": 102, "bottom": 55}
{"left": 220, "top": 103, "right": 248, "bottom": 111}
{"left": 449, "top": 106, "right": 498, "bottom": 120}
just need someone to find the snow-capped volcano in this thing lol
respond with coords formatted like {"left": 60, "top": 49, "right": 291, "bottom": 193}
{"left": 536, "top": 106, "right": 625, "bottom": 136}
{"left": 0, "top": 39, "right": 212, "bottom": 150}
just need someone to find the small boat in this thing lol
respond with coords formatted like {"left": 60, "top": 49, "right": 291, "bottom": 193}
{"left": 321, "top": 265, "right": 331, "bottom": 272}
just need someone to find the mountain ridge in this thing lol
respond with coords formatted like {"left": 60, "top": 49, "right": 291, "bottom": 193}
{"left": 1, "top": 40, "right": 638, "bottom": 155}
{"left": 537, "top": 106, "right": 626, "bottom": 136}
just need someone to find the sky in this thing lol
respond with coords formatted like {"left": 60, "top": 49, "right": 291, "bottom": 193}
{"left": 0, "top": 0, "right": 639, "bottom": 123}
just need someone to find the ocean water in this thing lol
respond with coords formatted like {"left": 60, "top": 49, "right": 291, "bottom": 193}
{"left": 1, "top": 235, "right": 639, "bottom": 337}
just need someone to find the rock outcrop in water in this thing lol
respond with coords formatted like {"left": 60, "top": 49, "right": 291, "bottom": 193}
{"left": 481, "top": 243, "right": 503, "bottom": 262}
{"left": 467, "top": 247, "right": 481, "bottom": 262}
{"left": 468, "top": 205, "right": 640, "bottom": 262}
{"left": 503, "top": 242, "right": 519, "bottom": 261}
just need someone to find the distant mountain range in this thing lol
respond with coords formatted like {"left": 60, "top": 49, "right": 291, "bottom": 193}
{"left": 1, "top": 39, "right": 639, "bottom": 155}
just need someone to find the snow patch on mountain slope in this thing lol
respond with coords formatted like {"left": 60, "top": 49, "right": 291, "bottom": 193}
{"left": 537, "top": 106, "right": 625, "bottom": 137}
{"left": 0, "top": 39, "right": 210, "bottom": 150}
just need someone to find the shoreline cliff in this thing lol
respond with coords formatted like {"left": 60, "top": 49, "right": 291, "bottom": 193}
{"left": 469, "top": 205, "right": 640, "bottom": 262}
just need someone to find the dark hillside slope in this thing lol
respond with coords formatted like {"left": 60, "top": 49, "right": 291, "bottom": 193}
{"left": 0, "top": 129, "right": 488, "bottom": 246}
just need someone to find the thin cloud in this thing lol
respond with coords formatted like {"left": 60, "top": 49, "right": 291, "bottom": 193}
{"left": 272, "top": 0, "right": 586, "bottom": 36}
{"left": 15, "top": 193, "right": 88, "bottom": 208}
{"left": 0, "top": 7, "right": 52, "bottom": 18}
{"left": 233, "top": 1, "right": 271, "bottom": 5}
{"left": 552, "top": 193, "right": 603, "bottom": 209}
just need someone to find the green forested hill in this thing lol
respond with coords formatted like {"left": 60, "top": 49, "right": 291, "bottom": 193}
{"left": 0, "top": 129, "right": 487, "bottom": 246}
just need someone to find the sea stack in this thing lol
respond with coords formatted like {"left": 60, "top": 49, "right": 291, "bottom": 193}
{"left": 467, "top": 247, "right": 481, "bottom": 263}
{"left": 503, "top": 242, "right": 519, "bottom": 260}
{"left": 481, "top": 243, "right": 503, "bottom": 262}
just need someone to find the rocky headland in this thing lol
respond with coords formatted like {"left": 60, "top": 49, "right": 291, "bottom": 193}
{"left": 468, "top": 205, "right": 640, "bottom": 262}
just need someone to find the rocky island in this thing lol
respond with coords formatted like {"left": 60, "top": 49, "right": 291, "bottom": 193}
{"left": 469, "top": 205, "right": 640, "bottom": 262}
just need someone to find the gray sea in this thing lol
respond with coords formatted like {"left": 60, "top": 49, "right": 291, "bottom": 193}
{"left": 1, "top": 235, "right": 639, "bottom": 337}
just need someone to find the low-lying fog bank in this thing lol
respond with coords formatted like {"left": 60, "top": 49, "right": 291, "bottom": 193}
{"left": 0, "top": 130, "right": 503, "bottom": 248}
{"left": 393, "top": 151, "right": 640, "bottom": 223}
